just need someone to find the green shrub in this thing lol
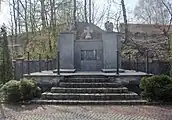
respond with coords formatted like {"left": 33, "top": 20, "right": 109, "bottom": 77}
{"left": 1, "top": 80, "right": 20, "bottom": 102}
{"left": 20, "top": 79, "right": 38, "bottom": 101}
{"left": 34, "top": 87, "right": 42, "bottom": 98}
{"left": 140, "top": 75, "right": 172, "bottom": 102}
{"left": 1, "top": 79, "right": 41, "bottom": 103}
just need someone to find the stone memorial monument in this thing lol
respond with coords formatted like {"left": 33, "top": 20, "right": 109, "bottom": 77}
{"left": 57, "top": 22, "right": 121, "bottom": 72}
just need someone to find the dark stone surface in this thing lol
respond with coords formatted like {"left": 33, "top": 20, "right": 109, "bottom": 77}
{"left": 59, "top": 82, "right": 123, "bottom": 88}
{"left": 102, "top": 69, "right": 125, "bottom": 73}
{"left": 26, "top": 75, "right": 149, "bottom": 105}
{"left": 51, "top": 87, "right": 128, "bottom": 93}
{"left": 31, "top": 99, "right": 147, "bottom": 105}
{"left": 58, "top": 33, "right": 75, "bottom": 69}
{"left": 42, "top": 92, "right": 139, "bottom": 100}
{"left": 102, "top": 33, "right": 120, "bottom": 69}
{"left": 14, "top": 59, "right": 56, "bottom": 79}
{"left": 53, "top": 69, "right": 76, "bottom": 73}
{"left": 74, "top": 40, "right": 103, "bottom": 71}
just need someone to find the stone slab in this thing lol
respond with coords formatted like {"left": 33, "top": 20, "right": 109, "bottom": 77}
{"left": 31, "top": 99, "right": 147, "bottom": 105}
{"left": 51, "top": 87, "right": 128, "bottom": 93}
{"left": 102, "top": 33, "right": 121, "bottom": 69}
{"left": 58, "top": 33, "right": 75, "bottom": 69}
{"left": 42, "top": 92, "right": 139, "bottom": 100}
{"left": 24, "top": 70, "right": 153, "bottom": 77}
{"left": 102, "top": 69, "right": 125, "bottom": 73}
{"left": 53, "top": 69, "right": 76, "bottom": 73}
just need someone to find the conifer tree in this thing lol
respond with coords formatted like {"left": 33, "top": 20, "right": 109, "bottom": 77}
{"left": 0, "top": 24, "right": 13, "bottom": 84}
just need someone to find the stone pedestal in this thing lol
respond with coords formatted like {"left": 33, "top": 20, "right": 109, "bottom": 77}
{"left": 102, "top": 32, "right": 121, "bottom": 69}
{"left": 58, "top": 32, "right": 75, "bottom": 69}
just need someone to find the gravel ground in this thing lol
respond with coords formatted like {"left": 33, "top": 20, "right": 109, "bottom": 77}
{"left": 0, "top": 104, "right": 172, "bottom": 120}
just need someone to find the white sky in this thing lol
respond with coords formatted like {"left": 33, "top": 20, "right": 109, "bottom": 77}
{"left": 0, "top": 0, "right": 138, "bottom": 26}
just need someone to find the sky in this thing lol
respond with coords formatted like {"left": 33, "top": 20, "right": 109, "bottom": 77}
{"left": 0, "top": 0, "right": 138, "bottom": 26}
{"left": 125, "top": 0, "right": 138, "bottom": 10}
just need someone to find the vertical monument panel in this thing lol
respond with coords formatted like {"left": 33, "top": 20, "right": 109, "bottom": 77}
{"left": 59, "top": 32, "right": 74, "bottom": 69}
{"left": 102, "top": 33, "right": 118, "bottom": 69}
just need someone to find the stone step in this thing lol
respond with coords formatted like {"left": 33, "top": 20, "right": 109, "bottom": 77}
{"left": 59, "top": 82, "right": 122, "bottom": 88}
{"left": 62, "top": 78, "right": 111, "bottom": 83}
{"left": 65, "top": 75, "right": 106, "bottom": 78}
{"left": 31, "top": 100, "right": 147, "bottom": 105}
{"left": 51, "top": 87, "right": 128, "bottom": 93}
{"left": 41, "top": 92, "right": 139, "bottom": 100}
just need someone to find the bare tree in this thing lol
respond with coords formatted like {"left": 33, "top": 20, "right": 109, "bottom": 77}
{"left": 49, "top": 0, "right": 56, "bottom": 52}
{"left": 89, "top": 0, "right": 91, "bottom": 23}
{"left": 25, "top": 0, "right": 29, "bottom": 45}
{"left": 29, "top": 0, "right": 34, "bottom": 33}
{"left": 121, "top": 0, "right": 128, "bottom": 44}
{"left": 12, "top": 0, "right": 18, "bottom": 55}
{"left": 121, "top": 0, "right": 172, "bottom": 61}
{"left": 40, "top": 0, "right": 46, "bottom": 29}
{"left": 84, "top": 0, "right": 88, "bottom": 23}
{"left": 7, "top": 0, "right": 118, "bottom": 58}
{"left": 135, "top": 0, "right": 170, "bottom": 24}
{"left": 9, "top": 0, "right": 14, "bottom": 57}
{"left": 73, "top": 0, "right": 77, "bottom": 30}
{"left": 17, "top": 0, "right": 21, "bottom": 34}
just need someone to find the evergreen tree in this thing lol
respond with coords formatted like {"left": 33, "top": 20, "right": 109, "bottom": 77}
{"left": 0, "top": 24, "right": 13, "bottom": 84}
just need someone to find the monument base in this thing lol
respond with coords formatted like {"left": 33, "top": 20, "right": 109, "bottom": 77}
{"left": 102, "top": 69, "right": 125, "bottom": 73}
{"left": 53, "top": 69, "right": 76, "bottom": 73}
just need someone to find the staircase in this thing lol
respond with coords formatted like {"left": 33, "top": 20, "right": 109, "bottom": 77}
{"left": 32, "top": 76, "right": 147, "bottom": 105}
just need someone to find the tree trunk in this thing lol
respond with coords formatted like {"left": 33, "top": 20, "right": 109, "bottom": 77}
{"left": 9, "top": 1, "right": 14, "bottom": 59}
{"left": 29, "top": 0, "right": 34, "bottom": 33}
{"left": 12, "top": 0, "right": 18, "bottom": 56}
{"left": 33, "top": 0, "right": 37, "bottom": 34}
{"left": 73, "top": 0, "right": 77, "bottom": 30}
{"left": 89, "top": 0, "right": 91, "bottom": 23}
{"left": 17, "top": 0, "right": 21, "bottom": 34}
{"left": 25, "top": 0, "right": 29, "bottom": 46}
{"left": 50, "top": 0, "right": 56, "bottom": 36}
{"left": 40, "top": 0, "right": 46, "bottom": 30}
{"left": 121, "top": 0, "right": 128, "bottom": 44}
{"left": 84, "top": 0, "right": 88, "bottom": 23}
{"left": 50, "top": 0, "right": 54, "bottom": 29}
{"left": 53, "top": 0, "right": 56, "bottom": 31}
{"left": 49, "top": 0, "right": 54, "bottom": 52}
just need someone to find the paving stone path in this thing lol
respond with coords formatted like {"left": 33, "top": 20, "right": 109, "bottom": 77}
{"left": 0, "top": 105, "right": 172, "bottom": 120}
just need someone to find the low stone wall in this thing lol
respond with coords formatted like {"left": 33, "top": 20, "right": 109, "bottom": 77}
{"left": 14, "top": 58, "right": 169, "bottom": 80}
{"left": 121, "top": 60, "right": 170, "bottom": 75}
{"left": 14, "top": 59, "right": 56, "bottom": 79}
